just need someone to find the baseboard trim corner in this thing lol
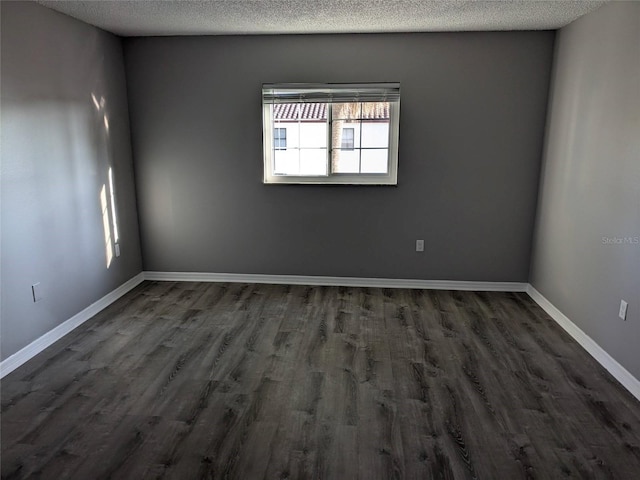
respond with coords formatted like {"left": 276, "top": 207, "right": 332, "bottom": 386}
{"left": 526, "top": 284, "right": 640, "bottom": 401}
{"left": 0, "top": 272, "right": 145, "bottom": 379}
{"left": 143, "top": 271, "right": 528, "bottom": 292}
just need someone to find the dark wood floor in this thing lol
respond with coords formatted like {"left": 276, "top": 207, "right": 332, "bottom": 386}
{"left": 2, "top": 281, "right": 640, "bottom": 479}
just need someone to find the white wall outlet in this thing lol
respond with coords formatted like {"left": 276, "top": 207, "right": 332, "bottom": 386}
{"left": 416, "top": 239, "right": 424, "bottom": 252}
{"left": 619, "top": 300, "right": 628, "bottom": 320}
{"left": 32, "top": 283, "right": 43, "bottom": 303}
{"left": 115, "top": 243, "right": 121, "bottom": 257}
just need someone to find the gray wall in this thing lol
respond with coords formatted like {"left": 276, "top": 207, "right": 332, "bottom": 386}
{"left": 1, "top": 1, "right": 142, "bottom": 361}
{"left": 530, "top": 3, "right": 640, "bottom": 378}
{"left": 124, "top": 32, "right": 554, "bottom": 281}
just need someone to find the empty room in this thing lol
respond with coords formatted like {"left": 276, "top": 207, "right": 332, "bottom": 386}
{"left": 1, "top": 0, "right": 639, "bottom": 478}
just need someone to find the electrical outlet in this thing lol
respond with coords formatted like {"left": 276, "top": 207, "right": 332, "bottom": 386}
{"left": 416, "top": 239, "right": 424, "bottom": 252}
{"left": 32, "top": 283, "right": 43, "bottom": 303}
{"left": 115, "top": 244, "right": 121, "bottom": 257}
{"left": 619, "top": 300, "right": 628, "bottom": 321}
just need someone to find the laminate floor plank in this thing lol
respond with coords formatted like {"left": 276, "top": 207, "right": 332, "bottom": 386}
{"left": 2, "top": 283, "right": 640, "bottom": 479}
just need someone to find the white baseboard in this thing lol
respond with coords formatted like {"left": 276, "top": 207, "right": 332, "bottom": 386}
{"left": 6, "top": 271, "right": 637, "bottom": 402}
{"left": 0, "top": 272, "right": 145, "bottom": 379}
{"left": 143, "top": 271, "right": 528, "bottom": 292}
{"left": 527, "top": 285, "right": 640, "bottom": 401}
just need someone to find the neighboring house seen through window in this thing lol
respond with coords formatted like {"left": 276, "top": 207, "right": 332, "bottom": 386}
{"left": 262, "top": 83, "right": 400, "bottom": 185}
{"left": 274, "top": 128, "right": 287, "bottom": 150}
{"left": 341, "top": 127, "right": 355, "bottom": 150}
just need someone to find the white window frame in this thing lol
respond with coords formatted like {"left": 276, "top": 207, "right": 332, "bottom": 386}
{"left": 262, "top": 83, "right": 400, "bottom": 185}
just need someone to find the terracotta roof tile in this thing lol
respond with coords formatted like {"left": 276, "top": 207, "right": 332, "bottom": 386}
{"left": 274, "top": 102, "right": 389, "bottom": 121}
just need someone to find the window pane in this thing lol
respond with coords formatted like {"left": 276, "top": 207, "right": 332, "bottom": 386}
{"left": 332, "top": 148, "right": 360, "bottom": 173}
{"left": 273, "top": 102, "right": 307, "bottom": 121}
{"left": 274, "top": 149, "right": 328, "bottom": 176}
{"left": 299, "top": 149, "right": 328, "bottom": 175}
{"left": 273, "top": 149, "right": 299, "bottom": 175}
{"left": 274, "top": 120, "right": 290, "bottom": 145}
{"left": 361, "top": 121, "right": 389, "bottom": 148}
{"left": 299, "top": 122, "right": 327, "bottom": 148}
{"left": 331, "top": 121, "right": 360, "bottom": 148}
{"left": 360, "top": 102, "right": 390, "bottom": 120}
{"left": 360, "top": 149, "right": 388, "bottom": 174}
{"left": 331, "top": 120, "right": 360, "bottom": 172}
{"left": 332, "top": 102, "right": 361, "bottom": 121}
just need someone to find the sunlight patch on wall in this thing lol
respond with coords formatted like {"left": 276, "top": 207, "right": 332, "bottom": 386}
{"left": 93, "top": 91, "right": 120, "bottom": 267}
{"left": 108, "top": 167, "right": 119, "bottom": 243}
{"left": 100, "top": 184, "right": 113, "bottom": 268}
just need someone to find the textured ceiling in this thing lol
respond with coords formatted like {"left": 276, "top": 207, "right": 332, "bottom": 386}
{"left": 37, "top": 0, "right": 607, "bottom": 37}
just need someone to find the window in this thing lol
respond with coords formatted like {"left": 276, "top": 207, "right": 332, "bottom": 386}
{"left": 274, "top": 128, "right": 287, "bottom": 150}
{"left": 341, "top": 128, "right": 355, "bottom": 150}
{"left": 262, "top": 83, "right": 400, "bottom": 184}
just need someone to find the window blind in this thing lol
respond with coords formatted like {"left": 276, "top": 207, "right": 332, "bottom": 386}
{"left": 262, "top": 83, "right": 401, "bottom": 104}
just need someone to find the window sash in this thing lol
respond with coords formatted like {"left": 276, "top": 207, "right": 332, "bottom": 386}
{"left": 263, "top": 83, "right": 400, "bottom": 185}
